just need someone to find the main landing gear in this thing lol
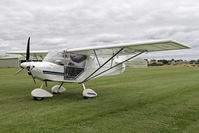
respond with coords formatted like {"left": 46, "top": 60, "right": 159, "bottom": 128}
{"left": 51, "top": 83, "right": 66, "bottom": 94}
{"left": 81, "top": 83, "right": 97, "bottom": 99}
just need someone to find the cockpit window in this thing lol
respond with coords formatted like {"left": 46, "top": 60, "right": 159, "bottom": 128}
{"left": 44, "top": 50, "right": 87, "bottom": 79}
{"left": 43, "top": 51, "right": 87, "bottom": 66}
{"left": 43, "top": 51, "right": 64, "bottom": 65}
{"left": 70, "top": 55, "right": 87, "bottom": 63}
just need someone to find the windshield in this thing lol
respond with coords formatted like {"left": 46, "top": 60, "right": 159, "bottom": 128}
{"left": 43, "top": 50, "right": 87, "bottom": 66}
{"left": 43, "top": 50, "right": 65, "bottom": 65}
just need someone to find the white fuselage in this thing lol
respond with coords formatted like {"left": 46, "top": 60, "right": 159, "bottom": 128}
{"left": 21, "top": 56, "right": 125, "bottom": 83}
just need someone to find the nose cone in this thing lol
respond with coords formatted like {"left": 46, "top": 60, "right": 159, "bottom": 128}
{"left": 20, "top": 62, "right": 30, "bottom": 68}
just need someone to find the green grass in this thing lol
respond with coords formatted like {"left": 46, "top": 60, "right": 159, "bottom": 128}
{"left": 1, "top": 67, "right": 199, "bottom": 133}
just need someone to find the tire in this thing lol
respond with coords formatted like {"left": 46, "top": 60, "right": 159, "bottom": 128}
{"left": 33, "top": 97, "right": 44, "bottom": 101}
{"left": 83, "top": 96, "right": 88, "bottom": 99}
{"left": 52, "top": 92, "right": 60, "bottom": 94}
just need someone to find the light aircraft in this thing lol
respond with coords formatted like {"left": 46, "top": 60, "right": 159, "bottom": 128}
{"left": 8, "top": 38, "right": 190, "bottom": 100}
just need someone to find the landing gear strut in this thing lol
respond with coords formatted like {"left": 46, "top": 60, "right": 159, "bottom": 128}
{"left": 82, "top": 83, "right": 97, "bottom": 99}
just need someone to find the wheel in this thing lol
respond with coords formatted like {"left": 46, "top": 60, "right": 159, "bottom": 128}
{"left": 52, "top": 92, "right": 60, "bottom": 94}
{"left": 51, "top": 85, "right": 66, "bottom": 94}
{"left": 33, "top": 97, "right": 44, "bottom": 101}
{"left": 83, "top": 96, "right": 89, "bottom": 99}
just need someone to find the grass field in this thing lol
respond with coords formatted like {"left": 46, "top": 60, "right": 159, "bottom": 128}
{"left": 1, "top": 67, "right": 199, "bottom": 133}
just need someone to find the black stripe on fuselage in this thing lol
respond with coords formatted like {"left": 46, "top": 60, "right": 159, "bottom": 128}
{"left": 43, "top": 70, "right": 64, "bottom": 76}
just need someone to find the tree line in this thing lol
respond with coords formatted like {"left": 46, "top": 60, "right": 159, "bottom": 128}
{"left": 147, "top": 59, "right": 199, "bottom": 66}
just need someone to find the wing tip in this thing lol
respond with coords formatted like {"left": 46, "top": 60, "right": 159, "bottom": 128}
{"left": 170, "top": 40, "right": 191, "bottom": 49}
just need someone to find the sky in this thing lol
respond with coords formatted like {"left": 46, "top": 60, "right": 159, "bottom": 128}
{"left": 0, "top": 0, "right": 199, "bottom": 60}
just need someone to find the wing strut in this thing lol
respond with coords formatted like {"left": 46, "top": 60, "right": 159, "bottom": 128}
{"left": 82, "top": 51, "right": 145, "bottom": 83}
{"left": 93, "top": 50, "right": 101, "bottom": 66}
{"left": 82, "top": 48, "right": 124, "bottom": 83}
{"left": 39, "top": 56, "right": 44, "bottom": 60}
{"left": 110, "top": 52, "right": 114, "bottom": 67}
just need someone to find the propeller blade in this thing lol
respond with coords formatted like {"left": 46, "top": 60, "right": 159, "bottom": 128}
{"left": 31, "top": 75, "right": 36, "bottom": 84}
{"left": 14, "top": 68, "right": 24, "bottom": 76}
{"left": 45, "top": 81, "right": 47, "bottom": 87}
{"left": 26, "top": 37, "right": 30, "bottom": 61}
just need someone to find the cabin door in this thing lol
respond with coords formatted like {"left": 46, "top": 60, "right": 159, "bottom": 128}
{"left": 64, "top": 54, "right": 87, "bottom": 80}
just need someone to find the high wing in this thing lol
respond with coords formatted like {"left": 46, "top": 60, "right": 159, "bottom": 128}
{"left": 67, "top": 40, "right": 189, "bottom": 56}
{"left": 68, "top": 40, "right": 190, "bottom": 82}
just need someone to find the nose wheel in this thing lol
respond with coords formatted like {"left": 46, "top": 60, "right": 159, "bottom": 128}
{"left": 31, "top": 82, "right": 53, "bottom": 101}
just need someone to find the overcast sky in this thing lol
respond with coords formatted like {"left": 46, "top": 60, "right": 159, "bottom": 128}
{"left": 0, "top": 0, "right": 199, "bottom": 60}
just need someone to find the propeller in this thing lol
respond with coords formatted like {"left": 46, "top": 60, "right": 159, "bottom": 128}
{"left": 14, "top": 68, "right": 24, "bottom": 76}
{"left": 31, "top": 75, "right": 36, "bottom": 84}
{"left": 14, "top": 37, "right": 36, "bottom": 84}
{"left": 26, "top": 37, "right": 30, "bottom": 61}
{"left": 14, "top": 37, "right": 31, "bottom": 76}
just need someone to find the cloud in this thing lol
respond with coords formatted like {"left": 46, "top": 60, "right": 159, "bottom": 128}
{"left": 91, "top": 33, "right": 125, "bottom": 44}
{"left": 0, "top": 0, "right": 198, "bottom": 59}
